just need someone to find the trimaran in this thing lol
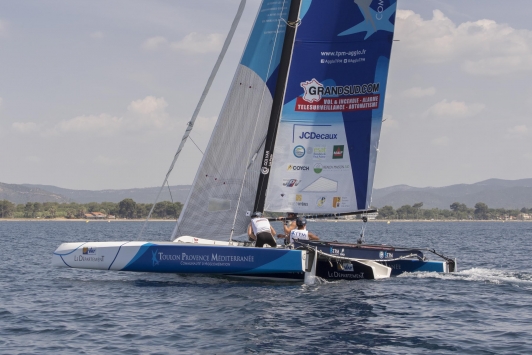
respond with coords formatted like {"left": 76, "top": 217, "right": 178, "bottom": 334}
{"left": 52, "top": 0, "right": 456, "bottom": 283}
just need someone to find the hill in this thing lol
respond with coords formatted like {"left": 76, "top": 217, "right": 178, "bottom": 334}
{"left": 0, "top": 183, "right": 71, "bottom": 204}
{"left": 2, "top": 178, "right": 532, "bottom": 209}
{"left": 371, "top": 178, "right": 532, "bottom": 209}
{"left": 21, "top": 184, "right": 191, "bottom": 204}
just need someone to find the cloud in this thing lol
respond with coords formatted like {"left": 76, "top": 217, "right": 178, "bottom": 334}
{"left": 141, "top": 36, "right": 168, "bottom": 50}
{"left": 170, "top": 32, "right": 223, "bottom": 54}
{"left": 56, "top": 114, "right": 123, "bottom": 134}
{"left": 46, "top": 96, "right": 170, "bottom": 136}
{"left": 424, "top": 99, "right": 485, "bottom": 118}
{"left": 402, "top": 86, "right": 436, "bottom": 98}
{"left": 12, "top": 122, "right": 39, "bottom": 133}
{"left": 90, "top": 31, "right": 104, "bottom": 39}
{"left": 395, "top": 9, "right": 532, "bottom": 75}
{"left": 127, "top": 96, "right": 169, "bottom": 129}
{"left": 0, "top": 97, "right": 3, "bottom": 107}
{"left": 505, "top": 125, "right": 528, "bottom": 139}
{"left": 431, "top": 136, "right": 449, "bottom": 146}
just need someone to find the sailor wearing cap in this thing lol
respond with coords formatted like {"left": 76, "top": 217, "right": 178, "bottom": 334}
{"left": 288, "top": 217, "right": 319, "bottom": 244}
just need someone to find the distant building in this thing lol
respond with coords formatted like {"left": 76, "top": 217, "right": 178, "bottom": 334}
{"left": 518, "top": 213, "right": 531, "bottom": 220}
{"left": 84, "top": 212, "right": 107, "bottom": 219}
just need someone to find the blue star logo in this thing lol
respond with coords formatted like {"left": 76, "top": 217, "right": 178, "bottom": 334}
{"left": 338, "top": 0, "right": 396, "bottom": 40}
{"left": 152, "top": 249, "right": 159, "bottom": 266}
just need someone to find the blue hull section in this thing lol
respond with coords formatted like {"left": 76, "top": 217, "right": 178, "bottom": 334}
{"left": 52, "top": 242, "right": 305, "bottom": 275}
{"left": 123, "top": 244, "right": 304, "bottom": 274}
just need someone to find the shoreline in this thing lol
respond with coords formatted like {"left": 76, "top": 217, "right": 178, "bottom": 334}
{"left": 0, "top": 218, "right": 530, "bottom": 223}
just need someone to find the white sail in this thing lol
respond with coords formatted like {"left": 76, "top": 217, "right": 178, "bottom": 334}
{"left": 173, "top": 0, "right": 293, "bottom": 240}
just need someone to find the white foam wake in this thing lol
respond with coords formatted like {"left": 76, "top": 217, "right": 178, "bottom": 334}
{"left": 398, "top": 267, "right": 532, "bottom": 286}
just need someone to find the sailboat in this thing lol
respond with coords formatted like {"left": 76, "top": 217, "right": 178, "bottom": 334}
{"left": 52, "top": 0, "right": 456, "bottom": 282}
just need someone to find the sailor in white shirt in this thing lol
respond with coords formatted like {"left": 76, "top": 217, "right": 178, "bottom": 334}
{"left": 247, "top": 212, "right": 277, "bottom": 248}
{"left": 288, "top": 217, "right": 319, "bottom": 244}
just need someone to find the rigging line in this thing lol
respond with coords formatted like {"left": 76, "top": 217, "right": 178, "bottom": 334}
{"left": 188, "top": 135, "right": 204, "bottom": 155}
{"left": 138, "top": 0, "right": 246, "bottom": 240}
{"left": 246, "top": 135, "right": 267, "bottom": 170}
{"left": 229, "top": 0, "right": 290, "bottom": 243}
{"left": 166, "top": 180, "right": 174, "bottom": 204}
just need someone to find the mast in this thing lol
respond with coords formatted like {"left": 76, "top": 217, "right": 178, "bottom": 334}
{"left": 253, "top": 0, "right": 301, "bottom": 213}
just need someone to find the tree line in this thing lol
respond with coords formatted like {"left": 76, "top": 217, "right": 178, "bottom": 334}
{"left": 375, "top": 202, "right": 532, "bottom": 220}
{"left": 0, "top": 199, "right": 183, "bottom": 219}
{"left": 1, "top": 199, "right": 531, "bottom": 220}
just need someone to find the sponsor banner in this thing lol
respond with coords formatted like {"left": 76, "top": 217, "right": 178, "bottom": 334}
{"left": 122, "top": 245, "right": 304, "bottom": 274}
{"left": 264, "top": 0, "right": 396, "bottom": 212}
{"left": 295, "top": 95, "right": 380, "bottom": 112}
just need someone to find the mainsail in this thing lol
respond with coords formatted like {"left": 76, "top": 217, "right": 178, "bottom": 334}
{"left": 263, "top": 0, "right": 397, "bottom": 213}
{"left": 173, "top": 0, "right": 298, "bottom": 240}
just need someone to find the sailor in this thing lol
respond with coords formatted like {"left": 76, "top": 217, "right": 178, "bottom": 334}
{"left": 275, "top": 212, "right": 298, "bottom": 239}
{"left": 247, "top": 212, "right": 277, "bottom": 248}
{"left": 288, "top": 217, "right": 319, "bottom": 244}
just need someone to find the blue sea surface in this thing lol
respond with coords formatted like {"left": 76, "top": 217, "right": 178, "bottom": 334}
{"left": 1, "top": 221, "right": 531, "bottom": 354}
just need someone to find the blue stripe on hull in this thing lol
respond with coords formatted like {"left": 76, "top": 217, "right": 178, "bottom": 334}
{"left": 121, "top": 244, "right": 304, "bottom": 274}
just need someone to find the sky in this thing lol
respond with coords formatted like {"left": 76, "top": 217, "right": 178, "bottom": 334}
{"left": 0, "top": 0, "right": 531, "bottom": 190}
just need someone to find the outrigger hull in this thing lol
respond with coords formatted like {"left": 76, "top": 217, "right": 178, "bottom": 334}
{"left": 294, "top": 240, "right": 456, "bottom": 278}
{"left": 52, "top": 241, "right": 307, "bottom": 277}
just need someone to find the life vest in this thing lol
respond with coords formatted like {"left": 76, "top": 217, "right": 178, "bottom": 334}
{"left": 251, "top": 217, "right": 271, "bottom": 235}
{"left": 290, "top": 229, "right": 309, "bottom": 243}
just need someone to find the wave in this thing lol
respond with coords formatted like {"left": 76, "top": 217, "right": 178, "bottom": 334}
{"left": 398, "top": 267, "right": 532, "bottom": 286}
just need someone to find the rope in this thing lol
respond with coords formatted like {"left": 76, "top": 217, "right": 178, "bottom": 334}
{"left": 188, "top": 135, "right": 204, "bottom": 155}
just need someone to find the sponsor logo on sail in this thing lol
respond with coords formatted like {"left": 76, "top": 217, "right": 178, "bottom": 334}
{"left": 283, "top": 179, "right": 301, "bottom": 187}
{"left": 332, "top": 196, "right": 350, "bottom": 208}
{"left": 316, "top": 197, "right": 326, "bottom": 208}
{"left": 321, "top": 164, "right": 351, "bottom": 171}
{"left": 333, "top": 145, "right": 344, "bottom": 159}
{"left": 313, "top": 146, "right": 326, "bottom": 160}
{"left": 297, "top": 79, "right": 381, "bottom": 112}
{"left": 290, "top": 194, "right": 308, "bottom": 207}
{"left": 313, "top": 163, "right": 323, "bottom": 174}
{"left": 82, "top": 247, "right": 96, "bottom": 255}
{"left": 293, "top": 145, "right": 305, "bottom": 158}
{"left": 301, "top": 78, "right": 380, "bottom": 103}
{"left": 298, "top": 132, "right": 338, "bottom": 140}
{"left": 287, "top": 165, "right": 309, "bottom": 171}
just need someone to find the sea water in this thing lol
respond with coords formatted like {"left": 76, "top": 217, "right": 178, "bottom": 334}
{"left": 0, "top": 221, "right": 531, "bottom": 354}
